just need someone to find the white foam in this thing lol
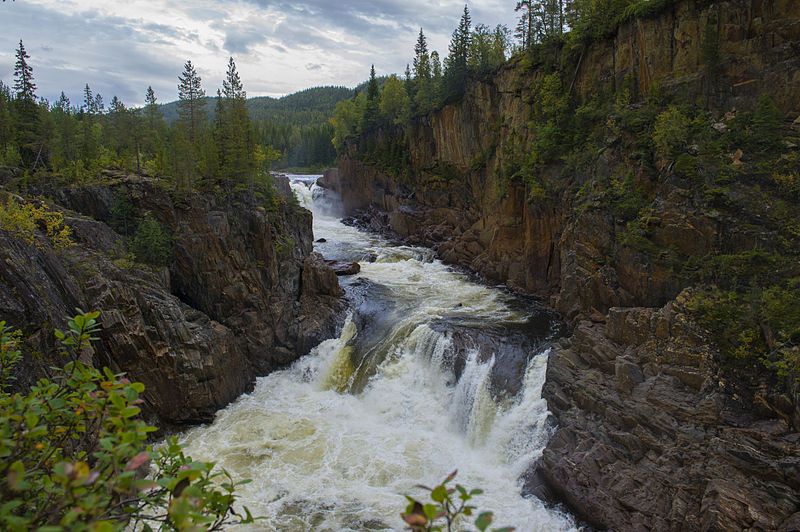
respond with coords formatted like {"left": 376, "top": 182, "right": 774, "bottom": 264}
{"left": 179, "top": 176, "right": 576, "bottom": 531}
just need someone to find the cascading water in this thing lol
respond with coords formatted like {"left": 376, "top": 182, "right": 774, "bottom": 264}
{"left": 179, "top": 175, "right": 576, "bottom": 531}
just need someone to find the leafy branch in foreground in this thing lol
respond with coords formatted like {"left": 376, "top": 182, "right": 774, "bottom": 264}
{"left": 0, "top": 310, "right": 257, "bottom": 531}
{"left": 402, "top": 470, "right": 514, "bottom": 532}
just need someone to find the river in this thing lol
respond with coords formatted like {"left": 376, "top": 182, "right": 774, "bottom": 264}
{"left": 179, "top": 175, "right": 576, "bottom": 531}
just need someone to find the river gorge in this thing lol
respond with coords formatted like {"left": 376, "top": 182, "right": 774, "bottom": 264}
{"left": 179, "top": 176, "right": 577, "bottom": 531}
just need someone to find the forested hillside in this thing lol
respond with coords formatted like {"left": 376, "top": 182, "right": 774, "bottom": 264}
{"left": 160, "top": 86, "right": 353, "bottom": 169}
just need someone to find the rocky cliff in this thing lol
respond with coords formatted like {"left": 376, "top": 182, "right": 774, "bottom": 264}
{"left": 0, "top": 173, "right": 344, "bottom": 427}
{"left": 330, "top": 0, "right": 800, "bottom": 528}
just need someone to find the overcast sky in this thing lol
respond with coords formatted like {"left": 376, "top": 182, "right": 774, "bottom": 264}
{"left": 0, "top": 0, "right": 516, "bottom": 106}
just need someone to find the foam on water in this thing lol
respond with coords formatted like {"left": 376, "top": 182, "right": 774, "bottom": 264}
{"left": 178, "top": 177, "right": 576, "bottom": 531}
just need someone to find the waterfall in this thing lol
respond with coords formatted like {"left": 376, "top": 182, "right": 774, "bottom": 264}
{"left": 180, "top": 175, "right": 576, "bottom": 531}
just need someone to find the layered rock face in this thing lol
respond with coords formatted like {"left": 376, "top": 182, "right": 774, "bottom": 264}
{"left": 0, "top": 175, "right": 344, "bottom": 426}
{"left": 331, "top": 0, "right": 800, "bottom": 528}
{"left": 538, "top": 295, "right": 799, "bottom": 530}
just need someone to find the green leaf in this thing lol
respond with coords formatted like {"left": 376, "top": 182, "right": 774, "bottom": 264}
{"left": 423, "top": 504, "right": 439, "bottom": 521}
{"left": 23, "top": 412, "right": 39, "bottom": 428}
{"left": 431, "top": 484, "right": 448, "bottom": 503}
{"left": 6, "top": 460, "right": 27, "bottom": 491}
{"left": 475, "top": 511, "right": 494, "bottom": 531}
{"left": 121, "top": 406, "right": 141, "bottom": 418}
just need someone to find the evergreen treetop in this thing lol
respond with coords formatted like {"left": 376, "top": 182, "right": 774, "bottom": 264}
{"left": 13, "top": 39, "right": 36, "bottom": 100}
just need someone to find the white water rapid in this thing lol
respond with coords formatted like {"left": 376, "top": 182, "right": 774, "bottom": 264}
{"left": 179, "top": 175, "right": 577, "bottom": 531}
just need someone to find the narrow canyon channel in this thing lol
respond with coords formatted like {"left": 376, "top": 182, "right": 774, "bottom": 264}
{"left": 179, "top": 175, "right": 577, "bottom": 531}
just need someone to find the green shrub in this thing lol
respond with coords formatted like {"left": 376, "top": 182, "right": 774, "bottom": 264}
{"left": 401, "top": 471, "right": 514, "bottom": 532}
{"left": 750, "top": 95, "right": 784, "bottom": 151}
{"left": 652, "top": 106, "right": 691, "bottom": 160}
{"left": 0, "top": 196, "right": 73, "bottom": 248}
{"left": 0, "top": 145, "right": 22, "bottom": 167}
{"left": 0, "top": 311, "right": 256, "bottom": 530}
{"left": 130, "top": 216, "right": 172, "bottom": 267}
{"left": 687, "top": 282, "right": 800, "bottom": 381}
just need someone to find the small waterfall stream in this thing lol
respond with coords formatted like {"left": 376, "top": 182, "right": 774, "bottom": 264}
{"left": 179, "top": 175, "right": 576, "bottom": 531}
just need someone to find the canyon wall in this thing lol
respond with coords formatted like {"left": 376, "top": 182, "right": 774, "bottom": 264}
{"left": 331, "top": 0, "right": 800, "bottom": 528}
{"left": 0, "top": 174, "right": 344, "bottom": 427}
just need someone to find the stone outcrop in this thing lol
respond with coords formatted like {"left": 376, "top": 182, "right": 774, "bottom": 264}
{"left": 330, "top": 0, "right": 800, "bottom": 528}
{"left": 536, "top": 293, "right": 800, "bottom": 530}
{"left": 0, "top": 175, "right": 344, "bottom": 427}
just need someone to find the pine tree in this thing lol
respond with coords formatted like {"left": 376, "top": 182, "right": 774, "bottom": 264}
{"left": 515, "top": 0, "right": 534, "bottom": 49}
{"left": 177, "top": 60, "right": 206, "bottom": 144}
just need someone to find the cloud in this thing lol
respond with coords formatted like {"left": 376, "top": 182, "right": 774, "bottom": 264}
{"left": 0, "top": 0, "right": 518, "bottom": 105}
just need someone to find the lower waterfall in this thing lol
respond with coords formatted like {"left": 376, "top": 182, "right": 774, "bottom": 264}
{"left": 179, "top": 175, "right": 576, "bottom": 531}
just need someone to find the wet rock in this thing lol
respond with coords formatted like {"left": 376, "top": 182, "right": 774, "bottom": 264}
{"left": 325, "top": 260, "right": 361, "bottom": 276}
{"left": 316, "top": 238, "right": 327, "bottom": 243}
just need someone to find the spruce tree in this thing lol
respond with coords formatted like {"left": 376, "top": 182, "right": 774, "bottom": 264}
{"left": 13, "top": 40, "right": 36, "bottom": 100}
{"left": 363, "top": 64, "right": 381, "bottom": 130}
{"left": 83, "top": 84, "right": 95, "bottom": 114}
{"left": 108, "top": 96, "right": 127, "bottom": 155}
{"left": 0, "top": 82, "right": 12, "bottom": 152}
{"left": 218, "top": 57, "right": 254, "bottom": 187}
{"left": 12, "top": 40, "right": 40, "bottom": 166}
{"left": 51, "top": 91, "right": 77, "bottom": 168}
{"left": 55, "top": 92, "right": 71, "bottom": 113}
{"left": 431, "top": 51, "right": 443, "bottom": 106}
{"left": 412, "top": 29, "right": 434, "bottom": 114}
{"left": 404, "top": 63, "right": 415, "bottom": 115}
{"left": 144, "top": 86, "right": 159, "bottom": 130}
{"left": 177, "top": 60, "right": 206, "bottom": 144}
{"left": 444, "top": 5, "right": 472, "bottom": 100}
{"left": 93, "top": 93, "right": 105, "bottom": 114}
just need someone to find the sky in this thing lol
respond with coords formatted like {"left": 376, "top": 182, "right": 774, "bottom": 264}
{"left": 0, "top": 0, "right": 517, "bottom": 106}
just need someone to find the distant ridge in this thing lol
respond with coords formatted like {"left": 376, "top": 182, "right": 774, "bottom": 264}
{"left": 159, "top": 85, "right": 354, "bottom": 126}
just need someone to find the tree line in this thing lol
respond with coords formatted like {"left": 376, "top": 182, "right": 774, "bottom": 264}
{"left": 331, "top": 6, "right": 511, "bottom": 149}
{"left": 0, "top": 41, "right": 334, "bottom": 192}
